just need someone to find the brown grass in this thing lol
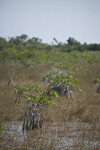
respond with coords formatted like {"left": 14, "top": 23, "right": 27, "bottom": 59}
{"left": 0, "top": 63, "right": 100, "bottom": 125}
{"left": 42, "top": 63, "right": 100, "bottom": 124}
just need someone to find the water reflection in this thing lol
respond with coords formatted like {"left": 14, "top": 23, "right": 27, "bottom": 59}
{"left": 0, "top": 122, "right": 100, "bottom": 149}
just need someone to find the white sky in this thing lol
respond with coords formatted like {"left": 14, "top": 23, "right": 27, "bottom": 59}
{"left": 0, "top": 0, "right": 100, "bottom": 44}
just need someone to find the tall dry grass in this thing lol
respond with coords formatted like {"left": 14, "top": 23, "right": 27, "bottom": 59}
{"left": 0, "top": 63, "right": 100, "bottom": 125}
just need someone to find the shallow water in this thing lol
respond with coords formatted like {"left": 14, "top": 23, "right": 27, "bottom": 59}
{"left": 0, "top": 121, "right": 100, "bottom": 150}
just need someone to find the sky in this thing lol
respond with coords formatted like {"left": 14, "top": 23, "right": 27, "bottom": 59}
{"left": 0, "top": 0, "right": 100, "bottom": 44}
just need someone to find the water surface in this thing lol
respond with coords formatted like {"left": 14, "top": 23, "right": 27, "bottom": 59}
{"left": 0, "top": 121, "right": 100, "bottom": 150}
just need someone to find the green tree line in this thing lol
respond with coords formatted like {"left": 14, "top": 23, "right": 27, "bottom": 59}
{"left": 0, "top": 34, "right": 100, "bottom": 64}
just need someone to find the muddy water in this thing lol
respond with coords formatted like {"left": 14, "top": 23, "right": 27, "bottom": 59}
{"left": 0, "top": 122, "right": 100, "bottom": 150}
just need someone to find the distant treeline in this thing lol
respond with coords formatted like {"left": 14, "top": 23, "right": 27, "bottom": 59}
{"left": 0, "top": 34, "right": 100, "bottom": 64}
{"left": 0, "top": 34, "right": 100, "bottom": 52}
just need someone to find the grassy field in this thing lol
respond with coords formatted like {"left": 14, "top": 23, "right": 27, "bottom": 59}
{"left": 0, "top": 62, "right": 100, "bottom": 150}
{"left": 0, "top": 62, "right": 100, "bottom": 124}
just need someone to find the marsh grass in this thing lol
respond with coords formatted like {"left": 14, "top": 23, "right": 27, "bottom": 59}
{"left": 0, "top": 63, "right": 100, "bottom": 125}
{"left": 0, "top": 63, "right": 100, "bottom": 150}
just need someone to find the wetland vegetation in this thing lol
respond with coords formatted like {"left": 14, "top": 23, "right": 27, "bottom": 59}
{"left": 0, "top": 35, "right": 100, "bottom": 149}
